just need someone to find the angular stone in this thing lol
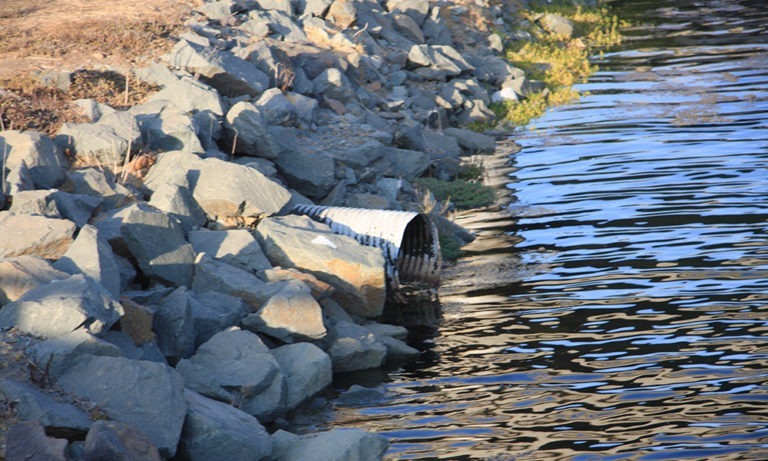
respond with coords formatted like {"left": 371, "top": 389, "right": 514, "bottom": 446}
{"left": 120, "top": 206, "right": 195, "bottom": 287}
{"left": 9, "top": 189, "right": 102, "bottom": 228}
{"left": 166, "top": 37, "right": 269, "bottom": 97}
{"left": 312, "top": 67, "right": 354, "bottom": 102}
{"left": 224, "top": 101, "right": 280, "bottom": 159}
{"left": 256, "top": 215, "right": 386, "bottom": 317}
{"left": 189, "top": 291, "right": 249, "bottom": 346}
{"left": 442, "top": 126, "right": 497, "bottom": 154}
{"left": 179, "top": 390, "right": 273, "bottom": 461}
{"left": 53, "top": 224, "right": 121, "bottom": 298}
{"left": 175, "top": 328, "right": 285, "bottom": 419}
{"left": 247, "top": 10, "right": 307, "bottom": 42}
{"left": 327, "top": 321, "right": 387, "bottom": 372}
{"left": 117, "top": 297, "right": 156, "bottom": 345}
{"left": 272, "top": 142, "right": 336, "bottom": 199}
{"left": 148, "top": 180, "right": 208, "bottom": 232}
{"left": 29, "top": 328, "right": 124, "bottom": 379}
{"left": 272, "top": 342, "right": 332, "bottom": 410}
{"left": 0, "top": 130, "right": 68, "bottom": 189}
{"left": 0, "top": 256, "right": 68, "bottom": 305}
{"left": 154, "top": 287, "right": 197, "bottom": 361}
{"left": 0, "top": 274, "right": 124, "bottom": 339}
{"left": 84, "top": 420, "right": 163, "bottom": 461}
{"left": 242, "top": 279, "right": 327, "bottom": 343}
{"left": 262, "top": 267, "right": 334, "bottom": 299}
{"left": 192, "top": 157, "right": 292, "bottom": 220}
{"left": 101, "top": 331, "right": 164, "bottom": 365}
{"left": 540, "top": 12, "right": 574, "bottom": 37}
{"left": 148, "top": 76, "right": 224, "bottom": 116}
{"left": 301, "top": 0, "right": 333, "bottom": 17}
{"left": 188, "top": 229, "right": 272, "bottom": 274}
{"left": 64, "top": 167, "right": 134, "bottom": 212}
{"left": 255, "top": 88, "right": 296, "bottom": 126}
{"left": 57, "top": 355, "right": 186, "bottom": 457}
{"left": 56, "top": 122, "right": 130, "bottom": 165}
{"left": 326, "top": 0, "right": 357, "bottom": 29}
{"left": 192, "top": 253, "right": 283, "bottom": 310}
{"left": 133, "top": 100, "right": 205, "bottom": 154}
{"left": 5, "top": 420, "right": 68, "bottom": 461}
{"left": 275, "top": 428, "right": 388, "bottom": 461}
{"left": 385, "top": 0, "right": 429, "bottom": 24}
{"left": 0, "top": 379, "right": 92, "bottom": 436}
{"left": 0, "top": 212, "right": 75, "bottom": 259}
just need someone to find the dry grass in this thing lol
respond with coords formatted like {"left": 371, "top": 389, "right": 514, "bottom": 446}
{"left": 0, "top": 0, "right": 197, "bottom": 136}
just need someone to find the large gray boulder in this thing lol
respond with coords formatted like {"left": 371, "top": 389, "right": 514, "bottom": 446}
{"left": 406, "top": 44, "right": 474, "bottom": 80}
{"left": 327, "top": 321, "right": 387, "bottom": 372}
{"left": 132, "top": 100, "right": 206, "bottom": 153}
{"left": 271, "top": 342, "right": 332, "bottom": 410}
{"left": 154, "top": 287, "right": 197, "bottom": 361}
{"left": 246, "top": 10, "right": 307, "bottom": 42}
{"left": 272, "top": 137, "right": 336, "bottom": 199}
{"left": 57, "top": 355, "right": 187, "bottom": 457}
{"left": 385, "top": 0, "right": 429, "bottom": 24}
{"left": 192, "top": 253, "right": 284, "bottom": 310}
{"left": 175, "top": 328, "right": 286, "bottom": 420}
{"left": 0, "top": 130, "right": 68, "bottom": 189}
{"left": 242, "top": 279, "right": 327, "bottom": 343}
{"left": 273, "top": 428, "right": 388, "bottom": 461}
{"left": 64, "top": 167, "right": 134, "bottom": 211}
{"left": 0, "top": 378, "right": 92, "bottom": 436}
{"left": 83, "top": 420, "right": 163, "bottom": 461}
{"left": 0, "top": 212, "right": 75, "bottom": 259}
{"left": 53, "top": 224, "right": 121, "bottom": 298}
{"left": 120, "top": 206, "right": 196, "bottom": 287}
{"left": 188, "top": 229, "right": 272, "bottom": 274}
{"left": 256, "top": 215, "right": 387, "bottom": 318}
{"left": 179, "top": 390, "right": 274, "bottom": 461}
{"left": 189, "top": 291, "right": 249, "bottom": 346}
{"left": 0, "top": 256, "right": 68, "bottom": 305}
{"left": 29, "top": 328, "right": 124, "bottom": 379}
{"left": 143, "top": 151, "right": 292, "bottom": 222}
{"left": 56, "top": 122, "right": 131, "bottom": 165}
{"left": 166, "top": 37, "right": 269, "bottom": 97}
{"left": 223, "top": 101, "right": 280, "bottom": 159}
{"left": 4, "top": 420, "right": 68, "bottom": 461}
{"left": 443, "top": 126, "right": 497, "bottom": 154}
{"left": 0, "top": 274, "right": 124, "bottom": 339}
{"left": 148, "top": 76, "right": 224, "bottom": 116}
{"left": 9, "top": 189, "right": 102, "bottom": 228}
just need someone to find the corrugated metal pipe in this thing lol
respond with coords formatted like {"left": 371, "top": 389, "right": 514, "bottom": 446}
{"left": 291, "top": 205, "right": 442, "bottom": 297}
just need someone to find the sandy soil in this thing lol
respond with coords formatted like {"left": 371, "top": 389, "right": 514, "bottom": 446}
{"left": 0, "top": 0, "right": 198, "bottom": 78}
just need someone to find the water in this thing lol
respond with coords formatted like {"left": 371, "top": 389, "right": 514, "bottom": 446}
{"left": 322, "top": 1, "right": 768, "bottom": 459}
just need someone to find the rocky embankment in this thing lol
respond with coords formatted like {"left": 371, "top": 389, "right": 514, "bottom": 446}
{"left": 0, "top": 0, "right": 563, "bottom": 459}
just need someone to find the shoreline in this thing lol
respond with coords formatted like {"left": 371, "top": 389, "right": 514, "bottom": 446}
{"left": 0, "top": 0, "right": 619, "bottom": 459}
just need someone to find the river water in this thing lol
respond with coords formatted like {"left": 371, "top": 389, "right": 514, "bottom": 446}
{"left": 322, "top": 1, "right": 768, "bottom": 459}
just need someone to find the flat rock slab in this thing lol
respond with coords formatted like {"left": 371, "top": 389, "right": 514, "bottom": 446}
{"left": 0, "top": 130, "right": 68, "bottom": 189}
{"left": 256, "top": 215, "right": 386, "bottom": 318}
{"left": 0, "top": 378, "right": 92, "bottom": 437}
{"left": 0, "top": 255, "right": 68, "bottom": 305}
{"left": 242, "top": 279, "right": 327, "bottom": 343}
{"left": 0, "top": 274, "right": 124, "bottom": 339}
{"left": 180, "top": 390, "right": 274, "bottom": 461}
{"left": 0, "top": 212, "right": 75, "bottom": 259}
{"left": 120, "top": 206, "right": 196, "bottom": 287}
{"left": 57, "top": 355, "right": 187, "bottom": 458}
{"left": 274, "top": 428, "right": 388, "bottom": 461}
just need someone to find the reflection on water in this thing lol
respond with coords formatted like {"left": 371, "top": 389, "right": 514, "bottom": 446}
{"left": 324, "top": 1, "right": 768, "bottom": 459}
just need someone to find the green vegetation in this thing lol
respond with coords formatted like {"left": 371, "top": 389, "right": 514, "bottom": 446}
{"left": 490, "top": 0, "right": 625, "bottom": 129}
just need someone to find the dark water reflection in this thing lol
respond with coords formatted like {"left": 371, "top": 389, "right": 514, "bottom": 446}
{"left": 323, "top": 1, "right": 768, "bottom": 459}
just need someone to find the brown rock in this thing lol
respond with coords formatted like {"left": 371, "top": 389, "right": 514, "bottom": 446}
{"left": 0, "top": 255, "right": 68, "bottom": 305}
